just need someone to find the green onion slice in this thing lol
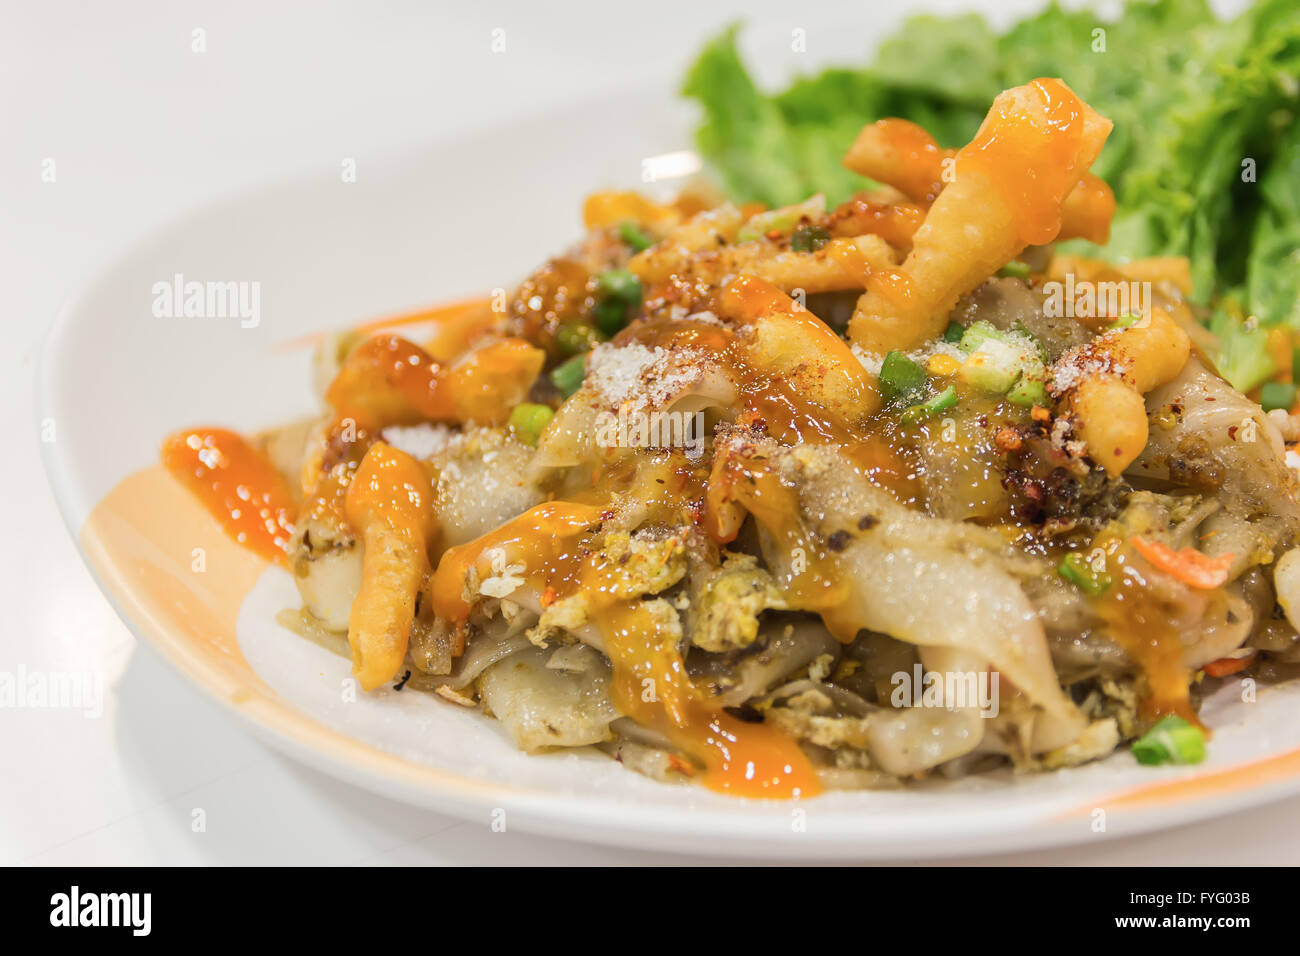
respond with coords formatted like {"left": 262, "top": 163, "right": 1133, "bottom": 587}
{"left": 878, "top": 351, "right": 928, "bottom": 405}
{"left": 1131, "top": 715, "right": 1206, "bottom": 766}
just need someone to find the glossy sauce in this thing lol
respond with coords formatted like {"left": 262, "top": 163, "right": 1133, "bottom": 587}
{"left": 1099, "top": 551, "right": 1201, "bottom": 726}
{"left": 957, "top": 77, "right": 1087, "bottom": 246}
{"left": 344, "top": 442, "right": 437, "bottom": 541}
{"left": 627, "top": 278, "right": 921, "bottom": 505}
{"left": 326, "top": 334, "right": 456, "bottom": 427}
{"left": 870, "top": 118, "right": 949, "bottom": 202}
{"left": 326, "top": 333, "right": 543, "bottom": 428}
{"left": 429, "top": 502, "right": 822, "bottom": 798}
{"left": 161, "top": 427, "right": 295, "bottom": 563}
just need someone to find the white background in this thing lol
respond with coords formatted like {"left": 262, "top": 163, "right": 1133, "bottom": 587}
{"left": 4, "top": 0, "right": 1295, "bottom": 865}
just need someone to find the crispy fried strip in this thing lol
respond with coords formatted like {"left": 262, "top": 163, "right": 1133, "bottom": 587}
{"left": 583, "top": 190, "right": 681, "bottom": 230}
{"left": 1059, "top": 308, "right": 1191, "bottom": 476}
{"left": 848, "top": 79, "right": 1112, "bottom": 353}
{"left": 843, "top": 118, "right": 949, "bottom": 203}
{"left": 628, "top": 203, "right": 744, "bottom": 282}
{"left": 628, "top": 199, "right": 898, "bottom": 294}
{"left": 825, "top": 195, "right": 927, "bottom": 248}
{"left": 1057, "top": 173, "right": 1116, "bottom": 244}
{"left": 326, "top": 334, "right": 544, "bottom": 429}
{"left": 845, "top": 119, "right": 1114, "bottom": 246}
{"left": 719, "top": 276, "right": 882, "bottom": 419}
{"left": 344, "top": 442, "right": 437, "bottom": 690}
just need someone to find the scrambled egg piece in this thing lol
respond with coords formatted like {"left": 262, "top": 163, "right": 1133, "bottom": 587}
{"left": 687, "top": 553, "right": 787, "bottom": 652}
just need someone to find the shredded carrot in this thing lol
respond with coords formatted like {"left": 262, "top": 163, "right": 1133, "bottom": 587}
{"left": 665, "top": 754, "right": 697, "bottom": 777}
{"left": 1203, "top": 651, "right": 1257, "bottom": 678}
{"left": 274, "top": 294, "right": 494, "bottom": 354}
{"left": 1130, "top": 536, "right": 1234, "bottom": 590}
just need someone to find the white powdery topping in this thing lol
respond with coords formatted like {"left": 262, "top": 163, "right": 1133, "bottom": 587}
{"left": 851, "top": 343, "right": 884, "bottom": 377}
{"left": 586, "top": 342, "right": 703, "bottom": 409}
{"left": 381, "top": 423, "right": 457, "bottom": 460}
{"left": 924, "top": 341, "right": 966, "bottom": 362}
{"left": 1050, "top": 344, "right": 1128, "bottom": 395}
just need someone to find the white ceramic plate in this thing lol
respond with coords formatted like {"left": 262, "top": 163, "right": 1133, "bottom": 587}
{"left": 39, "top": 85, "right": 1300, "bottom": 860}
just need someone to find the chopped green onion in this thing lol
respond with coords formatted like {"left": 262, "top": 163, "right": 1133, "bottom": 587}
{"left": 878, "top": 351, "right": 928, "bottom": 405}
{"left": 550, "top": 354, "right": 587, "bottom": 398}
{"left": 1057, "top": 551, "right": 1111, "bottom": 597}
{"left": 900, "top": 385, "right": 958, "bottom": 425}
{"left": 1006, "top": 372, "right": 1050, "bottom": 408}
{"left": 508, "top": 403, "right": 555, "bottom": 446}
{"left": 1107, "top": 313, "right": 1142, "bottom": 332}
{"left": 958, "top": 322, "right": 1047, "bottom": 398}
{"left": 595, "top": 269, "right": 642, "bottom": 304}
{"left": 961, "top": 339, "right": 1029, "bottom": 394}
{"left": 1260, "top": 381, "right": 1297, "bottom": 412}
{"left": 556, "top": 322, "right": 603, "bottom": 355}
{"left": 593, "top": 299, "right": 628, "bottom": 336}
{"left": 618, "top": 220, "right": 654, "bottom": 252}
{"left": 1013, "top": 321, "right": 1051, "bottom": 363}
{"left": 957, "top": 320, "right": 1005, "bottom": 353}
{"left": 943, "top": 321, "right": 965, "bottom": 344}
{"left": 1131, "top": 715, "right": 1206, "bottom": 766}
{"left": 791, "top": 224, "right": 831, "bottom": 253}
{"left": 592, "top": 269, "right": 642, "bottom": 336}
{"left": 997, "top": 260, "right": 1032, "bottom": 280}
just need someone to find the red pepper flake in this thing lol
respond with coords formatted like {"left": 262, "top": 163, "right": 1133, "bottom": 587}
{"left": 994, "top": 427, "right": 1022, "bottom": 453}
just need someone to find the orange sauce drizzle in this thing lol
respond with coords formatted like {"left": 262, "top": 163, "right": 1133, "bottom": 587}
{"left": 627, "top": 277, "right": 920, "bottom": 504}
{"left": 430, "top": 502, "right": 822, "bottom": 799}
{"left": 326, "top": 333, "right": 543, "bottom": 428}
{"left": 871, "top": 118, "right": 949, "bottom": 202}
{"left": 344, "top": 442, "right": 437, "bottom": 544}
{"left": 957, "top": 77, "right": 1087, "bottom": 246}
{"left": 864, "top": 269, "right": 916, "bottom": 310}
{"left": 326, "top": 334, "right": 456, "bottom": 427}
{"left": 1099, "top": 552, "right": 1201, "bottom": 727}
{"left": 704, "top": 453, "right": 849, "bottom": 618}
{"left": 827, "top": 241, "right": 876, "bottom": 286}
{"left": 161, "top": 427, "right": 295, "bottom": 564}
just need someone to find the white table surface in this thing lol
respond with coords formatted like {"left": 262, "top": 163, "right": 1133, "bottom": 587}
{"left": 4, "top": 0, "right": 1294, "bottom": 866}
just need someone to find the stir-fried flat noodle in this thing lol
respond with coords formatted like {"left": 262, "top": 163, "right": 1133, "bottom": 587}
{"left": 163, "top": 76, "right": 1300, "bottom": 795}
